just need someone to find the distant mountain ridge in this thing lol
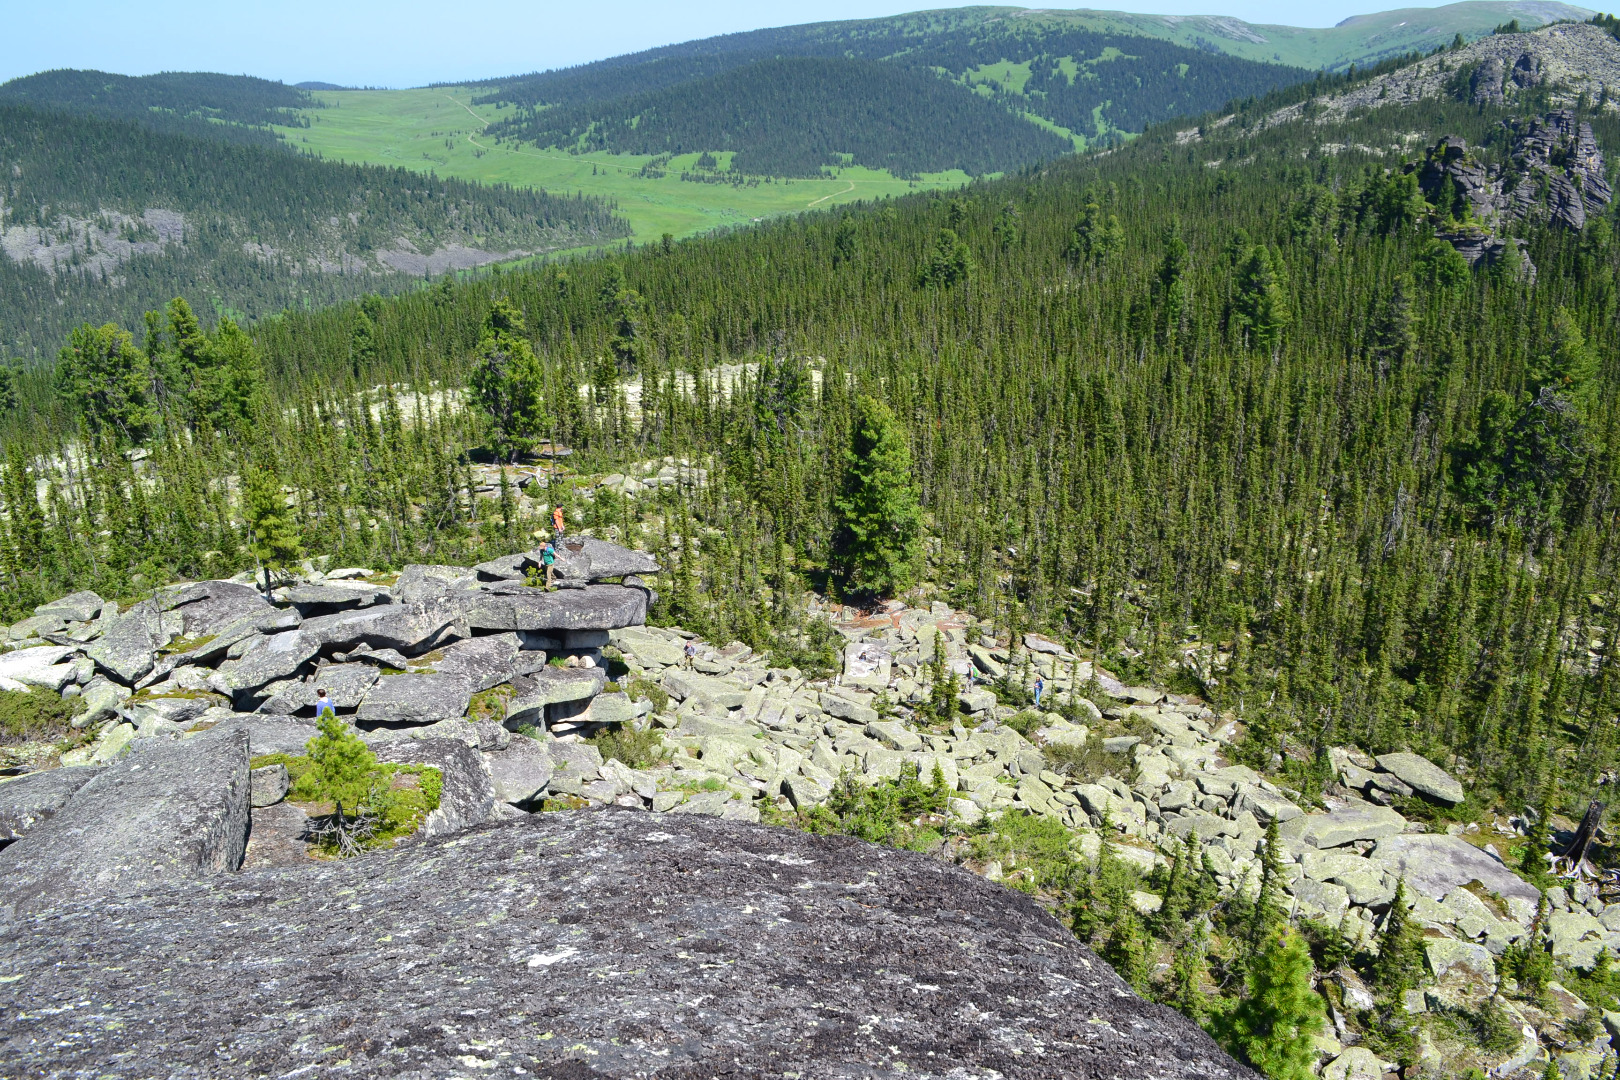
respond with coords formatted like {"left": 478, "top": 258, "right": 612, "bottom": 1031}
{"left": 477, "top": 14, "right": 1314, "bottom": 175}
{"left": 0, "top": 70, "right": 312, "bottom": 147}
{"left": 470, "top": 1, "right": 1591, "bottom": 178}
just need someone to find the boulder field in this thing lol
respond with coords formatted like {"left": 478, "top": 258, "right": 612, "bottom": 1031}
{"left": 0, "top": 536, "right": 1606, "bottom": 1077}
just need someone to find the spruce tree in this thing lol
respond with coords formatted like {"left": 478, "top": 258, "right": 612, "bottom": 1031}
{"left": 243, "top": 465, "right": 303, "bottom": 589}
{"left": 467, "top": 300, "right": 548, "bottom": 462}
{"left": 1220, "top": 929, "right": 1324, "bottom": 1080}
{"left": 1368, "top": 877, "right": 1426, "bottom": 996}
{"left": 833, "top": 395, "right": 922, "bottom": 598}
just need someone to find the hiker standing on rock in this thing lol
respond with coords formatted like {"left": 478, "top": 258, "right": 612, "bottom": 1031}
{"left": 683, "top": 641, "right": 697, "bottom": 669}
{"left": 314, "top": 688, "right": 336, "bottom": 720}
{"left": 552, "top": 504, "right": 565, "bottom": 539}
{"left": 1034, "top": 676, "right": 1045, "bottom": 708}
{"left": 542, "top": 541, "right": 557, "bottom": 589}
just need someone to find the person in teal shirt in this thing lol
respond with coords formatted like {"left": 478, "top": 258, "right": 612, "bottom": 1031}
{"left": 542, "top": 542, "right": 557, "bottom": 589}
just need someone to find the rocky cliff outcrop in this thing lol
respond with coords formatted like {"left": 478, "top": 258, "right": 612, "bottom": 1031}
{"left": 0, "top": 811, "right": 1255, "bottom": 1079}
{"left": 1414, "top": 111, "right": 1611, "bottom": 236}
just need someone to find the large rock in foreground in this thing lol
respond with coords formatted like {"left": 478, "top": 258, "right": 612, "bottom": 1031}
{"left": 0, "top": 812, "right": 1252, "bottom": 1079}
{"left": 0, "top": 724, "right": 251, "bottom": 917}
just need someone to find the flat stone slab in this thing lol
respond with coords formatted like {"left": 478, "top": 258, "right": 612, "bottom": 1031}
{"left": 158, "top": 580, "right": 276, "bottom": 637}
{"left": 257, "top": 663, "right": 380, "bottom": 714}
{"left": 0, "top": 644, "right": 80, "bottom": 691}
{"left": 505, "top": 668, "right": 607, "bottom": 726}
{"left": 210, "top": 629, "right": 320, "bottom": 699}
{"left": 486, "top": 735, "right": 556, "bottom": 806}
{"left": 1375, "top": 752, "right": 1466, "bottom": 804}
{"left": 0, "top": 723, "right": 250, "bottom": 917}
{"left": 1279, "top": 802, "right": 1409, "bottom": 848}
{"left": 86, "top": 600, "right": 178, "bottom": 685}
{"left": 428, "top": 632, "right": 539, "bottom": 692}
{"left": 550, "top": 536, "right": 660, "bottom": 585}
{"left": 0, "top": 813, "right": 1256, "bottom": 1077}
{"left": 241, "top": 801, "right": 312, "bottom": 869}
{"left": 461, "top": 584, "right": 648, "bottom": 632}
{"left": 1371, "top": 833, "right": 1539, "bottom": 905}
{"left": 356, "top": 673, "right": 473, "bottom": 725}
{"left": 34, "top": 590, "right": 104, "bottom": 623}
{"left": 236, "top": 716, "right": 320, "bottom": 756}
{"left": 0, "top": 766, "right": 100, "bottom": 841}
{"left": 298, "top": 599, "right": 467, "bottom": 657}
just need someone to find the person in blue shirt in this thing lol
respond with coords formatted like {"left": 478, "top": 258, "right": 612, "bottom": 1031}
{"left": 314, "top": 688, "right": 337, "bottom": 720}
{"left": 1034, "top": 676, "right": 1045, "bottom": 708}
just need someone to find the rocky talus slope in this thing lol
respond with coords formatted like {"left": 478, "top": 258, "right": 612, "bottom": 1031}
{"left": 0, "top": 537, "right": 1613, "bottom": 1075}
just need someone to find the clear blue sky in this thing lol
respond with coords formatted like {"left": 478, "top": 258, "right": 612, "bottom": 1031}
{"left": 0, "top": 0, "right": 1513, "bottom": 86}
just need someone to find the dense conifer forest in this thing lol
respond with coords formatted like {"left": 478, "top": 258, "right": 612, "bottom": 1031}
{"left": 0, "top": 69, "right": 314, "bottom": 146}
{"left": 478, "top": 18, "right": 1312, "bottom": 164}
{"left": 489, "top": 57, "right": 1074, "bottom": 177}
{"left": 0, "top": 102, "right": 628, "bottom": 358}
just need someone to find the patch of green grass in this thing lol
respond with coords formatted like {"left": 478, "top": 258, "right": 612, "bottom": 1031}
{"left": 159, "top": 633, "right": 217, "bottom": 656}
{"left": 274, "top": 88, "right": 972, "bottom": 252}
{"left": 0, "top": 686, "right": 83, "bottom": 745}
{"left": 1003, "top": 709, "right": 1043, "bottom": 736}
{"left": 968, "top": 809, "right": 1078, "bottom": 896}
{"left": 467, "top": 685, "right": 513, "bottom": 723}
{"left": 589, "top": 725, "right": 667, "bottom": 769}
{"left": 628, "top": 675, "right": 669, "bottom": 715}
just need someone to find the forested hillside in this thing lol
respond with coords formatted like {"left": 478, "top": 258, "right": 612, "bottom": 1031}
{"left": 0, "top": 69, "right": 313, "bottom": 147}
{"left": 477, "top": 16, "right": 1312, "bottom": 168}
{"left": 494, "top": 57, "right": 1072, "bottom": 177}
{"left": 0, "top": 102, "right": 628, "bottom": 359}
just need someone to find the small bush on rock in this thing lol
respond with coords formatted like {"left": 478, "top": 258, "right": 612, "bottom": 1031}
{"left": 1043, "top": 736, "right": 1113, "bottom": 783}
{"left": 590, "top": 725, "right": 666, "bottom": 769}
{"left": 0, "top": 687, "right": 82, "bottom": 745}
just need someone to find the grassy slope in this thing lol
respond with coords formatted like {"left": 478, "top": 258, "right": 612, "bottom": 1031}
{"left": 275, "top": 88, "right": 971, "bottom": 248}
{"left": 917, "top": 1, "right": 1591, "bottom": 70}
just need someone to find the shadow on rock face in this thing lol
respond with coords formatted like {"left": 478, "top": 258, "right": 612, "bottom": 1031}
{"left": 1, "top": 811, "right": 1254, "bottom": 1079}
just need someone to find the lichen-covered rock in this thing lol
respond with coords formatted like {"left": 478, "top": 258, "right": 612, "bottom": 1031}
{"left": 1371, "top": 833, "right": 1539, "bottom": 904}
{"left": 209, "top": 629, "right": 320, "bottom": 700}
{"left": 157, "top": 580, "right": 275, "bottom": 637}
{"left": 1280, "top": 802, "right": 1409, "bottom": 848}
{"left": 1375, "top": 752, "right": 1465, "bottom": 805}
{"left": 0, "top": 644, "right": 81, "bottom": 691}
{"left": 549, "top": 536, "right": 660, "bottom": 586}
{"left": 298, "top": 599, "right": 467, "bottom": 657}
{"left": 256, "top": 662, "right": 379, "bottom": 714}
{"left": 373, "top": 738, "right": 494, "bottom": 836}
{"left": 427, "top": 632, "right": 544, "bottom": 692}
{"left": 34, "top": 590, "right": 105, "bottom": 624}
{"left": 356, "top": 672, "right": 473, "bottom": 726}
{"left": 504, "top": 667, "right": 606, "bottom": 727}
{"left": 390, "top": 563, "right": 478, "bottom": 603}
{"left": 0, "top": 813, "right": 1254, "bottom": 1078}
{"left": 486, "top": 734, "right": 556, "bottom": 805}
{"left": 0, "top": 766, "right": 100, "bottom": 841}
{"left": 86, "top": 600, "right": 179, "bottom": 685}
{"left": 461, "top": 583, "right": 648, "bottom": 632}
{"left": 0, "top": 723, "right": 250, "bottom": 917}
{"left": 249, "top": 763, "right": 289, "bottom": 807}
